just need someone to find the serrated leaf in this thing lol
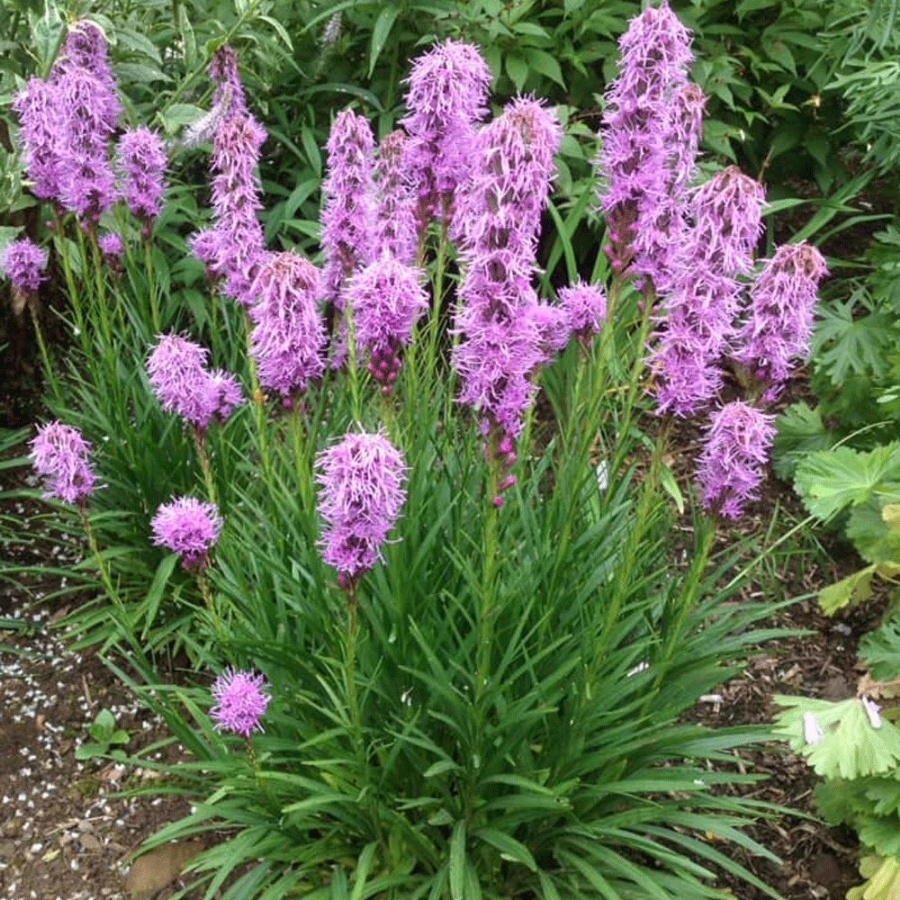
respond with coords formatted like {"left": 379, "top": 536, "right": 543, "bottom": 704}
{"left": 860, "top": 612, "right": 900, "bottom": 681}
{"left": 795, "top": 444, "right": 900, "bottom": 520}
{"left": 813, "top": 300, "right": 894, "bottom": 384}
{"left": 819, "top": 565, "right": 878, "bottom": 615}
{"left": 847, "top": 495, "right": 900, "bottom": 564}
{"left": 847, "top": 855, "right": 900, "bottom": 900}
{"left": 858, "top": 815, "right": 900, "bottom": 857}
{"left": 773, "top": 401, "right": 834, "bottom": 480}
{"left": 866, "top": 778, "right": 900, "bottom": 818}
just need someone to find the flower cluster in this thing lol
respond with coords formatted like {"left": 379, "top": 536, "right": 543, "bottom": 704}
{"left": 116, "top": 126, "right": 168, "bottom": 226}
{"left": 151, "top": 496, "right": 222, "bottom": 570}
{"left": 320, "top": 109, "right": 376, "bottom": 311}
{"left": 452, "top": 97, "right": 563, "bottom": 489}
{"left": 210, "top": 668, "right": 270, "bottom": 737}
{"left": 249, "top": 252, "right": 327, "bottom": 402}
{"left": 651, "top": 167, "right": 766, "bottom": 417}
{"left": 558, "top": 281, "right": 607, "bottom": 347}
{"left": 147, "top": 334, "right": 243, "bottom": 431}
{"left": 734, "top": 242, "right": 828, "bottom": 388}
{"left": 596, "top": 0, "right": 696, "bottom": 284}
{"left": 348, "top": 254, "right": 429, "bottom": 393}
{"left": 372, "top": 130, "right": 418, "bottom": 266}
{"left": 1, "top": 239, "right": 48, "bottom": 294}
{"left": 316, "top": 431, "right": 408, "bottom": 583}
{"left": 30, "top": 421, "right": 96, "bottom": 507}
{"left": 401, "top": 39, "right": 492, "bottom": 222}
{"left": 695, "top": 401, "right": 776, "bottom": 519}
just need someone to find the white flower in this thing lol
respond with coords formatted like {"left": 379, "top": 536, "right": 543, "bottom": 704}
{"left": 862, "top": 697, "right": 882, "bottom": 729}
{"left": 803, "top": 711, "right": 824, "bottom": 746}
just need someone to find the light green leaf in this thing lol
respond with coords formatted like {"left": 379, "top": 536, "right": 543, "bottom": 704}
{"left": 795, "top": 444, "right": 900, "bottom": 520}
{"left": 819, "top": 564, "right": 878, "bottom": 615}
{"left": 506, "top": 54, "right": 528, "bottom": 92}
{"left": 524, "top": 49, "right": 565, "bottom": 87}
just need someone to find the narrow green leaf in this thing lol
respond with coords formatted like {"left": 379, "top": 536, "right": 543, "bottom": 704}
{"left": 449, "top": 821, "right": 466, "bottom": 900}
{"left": 369, "top": 6, "right": 400, "bottom": 78}
{"left": 474, "top": 828, "right": 537, "bottom": 871}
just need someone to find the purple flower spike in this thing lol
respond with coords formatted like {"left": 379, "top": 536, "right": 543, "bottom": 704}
{"left": 348, "top": 253, "right": 429, "bottom": 392}
{"left": 30, "top": 421, "right": 96, "bottom": 507}
{"left": 734, "top": 242, "right": 828, "bottom": 387}
{"left": 98, "top": 232, "right": 125, "bottom": 259}
{"left": 147, "top": 334, "right": 243, "bottom": 430}
{"left": 690, "top": 167, "right": 766, "bottom": 278}
{"left": 316, "top": 431, "right": 408, "bottom": 582}
{"left": 211, "top": 668, "right": 270, "bottom": 738}
{"left": 56, "top": 20, "right": 121, "bottom": 129}
{"left": 321, "top": 109, "right": 376, "bottom": 311}
{"left": 373, "top": 130, "right": 419, "bottom": 265}
{"left": 249, "top": 252, "right": 327, "bottom": 401}
{"left": 401, "top": 39, "right": 493, "bottom": 222}
{"left": 117, "top": 127, "right": 168, "bottom": 224}
{"left": 596, "top": 0, "right": 695, "bottom": 282}
{"left": 1, "top": 239, "right": 48, "bottom": 294}
{"left": 559, "top": 281, "right": 607, "bottom": 345}
{"left": 209, "top": 46, "right": 247, "bottom": 119}
{"left": 696, "top": 401, "right": 776, "bottom": 520}
{"left": 13, "top": 78, "right": 64, "bottom": 201}
{"left": 151, "top": 496, "right": 222, "bottom": 570}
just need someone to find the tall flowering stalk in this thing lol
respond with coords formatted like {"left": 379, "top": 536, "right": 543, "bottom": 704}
{"left": 372, "top": 130, "right": 418, "bottom": 266}
{"left": 248, "top": 252, "right": 327, "bottom": 403}
{"left": 320, "top": 109, "right": 376, "bottom": 314}
{"left": 147, "top": 334, "right": 243, "bottom": 500}
{"left": 116, "top": 127, "right": 168, "bottom": 230}
{"left": 596, "top": 0, "right": 696, "bottom": 285}
{"left": 401, "top": 39, "right": 492, "bottom": 227}
{"left": 734, "top": 242, "right": 828, "bottom": 391}
{"left": 651, "top": 167, "right": 766, "bottom": 417}
{"left": 315, "top": 430, "right": 408, "bottom": 591}
{"left": 695, "top": 401, "right": 776, "bottom": 520}
{"left": 13, "top": 77, "right": 64, "bottom": 202}
{"left": 347, "top": 254, "right": 429, "bottom": 395}
{"left": 452, "top": 97, "right": 563, "bottom": 504}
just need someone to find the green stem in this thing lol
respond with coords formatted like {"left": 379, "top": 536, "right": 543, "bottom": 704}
{"left": 245, "top": 319, "right": 273, "bottom": 481}
{"left": 143, "top": 237, "right": 162, "bottom": 333}
{"left": 192, "top": 426, "right": 218, "bottom": 505}
{"left": 29, "top": 304, "right": 62, "bottom": 406}
{"left": 79, "top": 506, "right": 123, "bottom": 612}
{"left": 197, "top": 568, "right": 224, "bottom": 638}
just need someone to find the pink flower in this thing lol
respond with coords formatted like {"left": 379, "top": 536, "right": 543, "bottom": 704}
{"left": 151, "top": 497, "right": 222, "bottom": 570}
{"left": 695, "top": 401, "right": 775, "bottom": 519}
{"left": 316, "top": 431, "right": 408, "bottom": 581}
{"left": 30, "top": 421, "right": 96, "bottom": 507}
{"left": 210, "top": 668, "right": 270, "bottom": 737}
{"left": 116, "top": 127, "right": 168, "bottom": 223}
{"left": 1, "top": 239, "right": 48, "bottom": 294}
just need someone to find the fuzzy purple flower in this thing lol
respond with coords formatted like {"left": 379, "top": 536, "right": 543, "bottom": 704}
{"left": 596, "top": 1, "right": 695, "bottom": 281}
{"left": 117, "top": 127, "right": 167, "bottom": 224}
{"left": 401, "top": 39, "right": 493, "bottom": 223}
{"left": 316, "top": 431, "right": 408, "bottom": 582}
{"left": 372, "top": 130, "right": 419, "bottom": 266}
{"left": 321, "top": 109, "right": 376, "bottom": 312}
{"left": 151, "top": 496, "right": 222, "bottom": 570}
{"left": 559, "top": 281, "right": 607, "bottom": 345}
{"left": 210, "top": 668, "right": 270, "bottom": 737}
{"left": 452, "top": 98, "right": 562, "bottom": 470}
{"left": 199, "top": 112, "right": 268, "bottom": 304}
{"left": 209, "top": 46, "right": 247, "bottom": 119}
{"left": 696, "top": 401, "right": 776, "bottom": 520}
{"left": 147, "top": 334, "right": 243, "bottom": 430}
{"left": 733, "top": 242, "right": 828, "bottom": 387}
{"left": 348, "top": 253, "right": 428, "bottom": 392}
{"left": 98, "top": 232, "right": 125, "bottom": 259}
{"left": 1, "top": 239, "right": 48, "bottom": 294}
{"left": 30, "top": 421, "right": 96, "bottom": 506}
{"left": 249, "top": 252, "right": 327, "bottom": 401}
{"left": 55, "top": 20, "right": 121, "bottom": 129}
{"left": 12, "top": 77, "right": 64, "bottom": 201}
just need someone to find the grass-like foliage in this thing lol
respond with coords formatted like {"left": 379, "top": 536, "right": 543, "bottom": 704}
{"left": 0, "top": 5, "right": 823, "bottom": 898}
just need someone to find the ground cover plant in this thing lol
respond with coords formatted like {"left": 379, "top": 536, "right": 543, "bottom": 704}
{"left": 0, "top": 2, "right": 867, "bottom": 898}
